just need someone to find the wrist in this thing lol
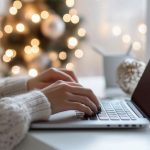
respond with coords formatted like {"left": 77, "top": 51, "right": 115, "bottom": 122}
{"left": 26, "top": 78, "right": 34, "bottom": 91}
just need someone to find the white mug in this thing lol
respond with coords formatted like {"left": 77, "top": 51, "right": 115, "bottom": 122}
{"left": 103, "top": 54, "right": 125, "bottom": 88}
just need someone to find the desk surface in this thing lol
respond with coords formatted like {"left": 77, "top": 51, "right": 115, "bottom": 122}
{"left": 15, "top": 76, "right": 150, "bottom": 150}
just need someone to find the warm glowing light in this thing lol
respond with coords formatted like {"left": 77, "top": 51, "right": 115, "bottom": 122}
{"left": 31, "top": 46, "right": 40, "bottom": 53}
{"left": 9, "top": 7, "right": 18, "bottom": 15}
{"left": 48, "top": 51, "right": 58, "bottom": 61}
{"left": 75, "top": 49, "right": 84, "bottom": 58}
{"left": 12, "top": 50, "right": 17, "bottom": 58}
{"left": 78, "top": 28, "right": 86, "bottom": 37}
{"left": 28, "top": 68, "right": 38, "bottom": 77}
{"left": 31, "top": 38, "right": 40, "bottom": 46}
{"left": 122, "top": 34, "right": 131, "bottom": 43}
{"left": 71, "top": 15, "right": 79, "bottom": 24}
{"left": 3, "top": 55, "right": 11, "bottom": 63}
{"left": 66, "top": 62, "right": 74, "bottom": 70}
{"left": 69, "top": 8, "right": 77, "bottom": 15}
{"left": 63, "top": 14, "right": 71, "bottom": 23}
{"left": 52, "top": 60, "right": 61, "bottom": 67}
{"left": 24, "top": 46, "right": 32, "bottom": 54}
{"left": 59, "top": 51, "right": 67, "bottom": 60}
{"left": 31, "top": 14, "right": 41, "bottom": 23}
{"left": 112, "top": 25, "right": 122, "bottom": 36}
{"left": 11, "top": 66, "right": 21, "bottom": 74}
{"left": 66, "top": 0, "right": 75, "bottom": 7}
{"left": 133, "top": 41, "right": 142, "bottom": 51}
{"left": 13, "top": 1, "right": 22, "bottom": 9}
{"left": 41, "top": 11, "right": 49, "bottom": 19}
{"left": 138, "top": 23, "right": 147, "bottom": 34}
{"left": 16, "top": 23, "right": 25, "bottom": 32}
{"left": 5, "top": 49, "right": 14, "bottom": 58}
{"left": 67, "top": 37, "right": 78, "bottom": 49}
{"left": 4, "top": 25, "right": 13, "bottom": 34}
{"left": 0, "top": 31, "right": 3, "bottom": 38}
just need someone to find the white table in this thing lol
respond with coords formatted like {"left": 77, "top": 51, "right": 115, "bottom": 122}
{"left": 15, "top": 76, "right": 150, "bottom": 150}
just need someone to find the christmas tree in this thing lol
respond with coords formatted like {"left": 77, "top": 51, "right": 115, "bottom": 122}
{"left": 0, "top": 0, "right": 86, "bottom": 77}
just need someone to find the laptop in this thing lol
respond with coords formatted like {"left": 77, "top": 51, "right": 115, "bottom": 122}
{"left": 31, "top": 61, "right": 150, "bottom": 129}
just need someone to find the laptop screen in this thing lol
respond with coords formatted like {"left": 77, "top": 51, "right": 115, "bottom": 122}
{"left": 132, "top": 60, "right": 150, "bottom": 118}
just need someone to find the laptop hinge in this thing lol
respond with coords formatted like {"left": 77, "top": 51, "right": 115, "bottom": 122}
{"left": 126, "top": 100, "right": 148, "bottom": 119}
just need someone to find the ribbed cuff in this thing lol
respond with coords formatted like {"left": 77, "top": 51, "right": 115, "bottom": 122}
{"left": 14, "top": 90, "right": 51, "bottom": 122}
{"left": 0, "top": 76, "right": 31, "bottom": 97}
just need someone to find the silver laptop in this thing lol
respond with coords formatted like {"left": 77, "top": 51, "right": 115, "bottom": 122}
{"left": 31, "top": 61, "right": 150, "bottom": 129}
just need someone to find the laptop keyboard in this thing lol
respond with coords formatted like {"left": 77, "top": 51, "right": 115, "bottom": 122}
{"left": 85, "top": 101, "right": 137, "bottom": 121}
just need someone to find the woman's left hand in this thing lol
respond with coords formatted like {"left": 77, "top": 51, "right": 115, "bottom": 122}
{"left": 27, "top": 68, "right": 78, "bottom": 91}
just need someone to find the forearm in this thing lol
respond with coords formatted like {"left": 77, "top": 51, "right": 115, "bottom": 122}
{"left": 0, "top": 90, "right": 51, "bottom": 150}
{"left": 0, "top": 76, "right": 31, "bottom": 98}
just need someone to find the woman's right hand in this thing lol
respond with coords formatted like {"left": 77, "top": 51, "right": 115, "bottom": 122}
{"left": 41, "top": 80, "right": 100, "bottom": 116}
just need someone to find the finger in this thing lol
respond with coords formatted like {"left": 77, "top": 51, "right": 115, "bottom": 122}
{"left": 67, "top": 101, "right": 93, "bottom": 115}
{"left": 67, "top": 86, "right": 100, "bottom": 108}
{"left": 60, "top": 69, "right": 78, "bottom": 82}
{"left": 65, "top": 82, "right": 83, "bottom": 87}
{"left": 39, "top": 68, "right": 75, "bottom": 82}
{"left": 68, "top": 93, "right": 98, "bottom": 113}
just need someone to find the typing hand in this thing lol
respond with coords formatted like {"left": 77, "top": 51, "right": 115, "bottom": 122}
{"left": 42, "top": 80, "right": 100, "bottom": 115}
{"left": 27, "top": 68, "right": 78, "bottom": 90}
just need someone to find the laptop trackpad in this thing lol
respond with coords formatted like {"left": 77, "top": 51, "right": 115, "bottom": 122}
{"left": 48, "top": 111, "right": 84, "bottom": 123}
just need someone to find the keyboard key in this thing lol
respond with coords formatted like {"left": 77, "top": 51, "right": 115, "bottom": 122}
{"left": 98, "top": 113, "right": 109, "bottom": 120}
{"left": 109, "top": 116, "right": 120, "bottom": 120}
{"left": 119, "top": 116, "right": 130, "bottom": 120}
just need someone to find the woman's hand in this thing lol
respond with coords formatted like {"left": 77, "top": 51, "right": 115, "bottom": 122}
{"left": 42, "top": 80, "right": 100, "bottom": 115}
{"left": 27, "top": 68, "right": 78, "bottom": 91}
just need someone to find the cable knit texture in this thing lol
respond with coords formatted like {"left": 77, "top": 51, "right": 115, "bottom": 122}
{"left": 0, "top": 76, "right": 30, "bottom": 98}
{"left": 0, "top": 76, "right": 51, "bottom": 150}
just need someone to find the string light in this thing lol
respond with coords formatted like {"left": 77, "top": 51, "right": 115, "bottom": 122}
{"left": 112, "top": 25, "right": 122, "bottom": 36}
{"left": 71, "top": 15, "right": 79, "bottom": 24}
{"left": 75, "top": 49, "right": 84, "bottom": 58}
{"left": 52, "top": 60, "right": 61, "bottom": 67}
{"left": 0, "top": 31, "right": 3, "bottom": 38}
{"left": 67, "top": 37, "right": 78, "bottom": 49}
{"left": 5, "top": 49, "right": 14, "bottom": 58}
{"left": 69, "top": 8, "right": 77, "bottom": 15}
{"left": 66, "top": 0, "right": 75, "bottom": 7}
{"left": 138, "top": 23, "right": 147, "bottom": 34}
{"left": 9, "top": 7, "right": 18, "bottom": 15}
{"left": 41, "top": 11, "right": 49, "bottom": 19}
{"left": 28, "top": 68, "right": 38, "bottom": 77}
{"left": 11, "top": 65, "right": 21, "bottom": 75}
{"left": 133, "top": 41, "right": 142, "bottom": 51}
{"left": 59, "top": 51, "right": 67, "bottom": 60}
{"left": 122, "top": 34, "right": 131, "bottom": 44}
{"left": 4, "top": 25, "right": 13, "bottom": 34}
{"left": 31, "top": 14, "right": 41, "bottom": 23}
{"left": 13, "top": 1, "right": 22, "bottom": 9}
{"left": 63, "top": 14, "right": 71, "bottom": 23}
{"left": 24, "top": 45, "right": 32, "bottom": 54}
{"left": 31, "top": 46, "right": 40, "bottom": 53}
{"left": 78, "top": 28, "right": 86, "bottom": 37}
{"left": 48, "top": 51, "right": 58, "bottom": 61}
{"left": 66, "top": 62, "right": 74, "bottom": 70}
{"left": 12, "top": 50, "right": 17, "bottom": 58}
{"left": 16, "top": 23, "right": 25, "bottom": 32}
{"left": 31, "top": 38, "right": 40, "bottom": 46}
{"left": 2, "top": 55, "right": 11, "bottom": 63}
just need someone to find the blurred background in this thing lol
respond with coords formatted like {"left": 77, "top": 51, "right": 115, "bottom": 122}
{"left": 0, "top": 0, "right": 148, "bottom": 78}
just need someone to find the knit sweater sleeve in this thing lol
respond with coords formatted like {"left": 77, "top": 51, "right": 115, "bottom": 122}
{"left": 0, "top": 76, "right": 31, "bottom": 98}
{"left": 0, "top": 90, "right": 51, "bottom": 150}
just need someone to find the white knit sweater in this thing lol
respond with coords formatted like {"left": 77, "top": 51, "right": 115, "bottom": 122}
{"left": 0, "top": 76, "right": 51, "bottom": 150}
